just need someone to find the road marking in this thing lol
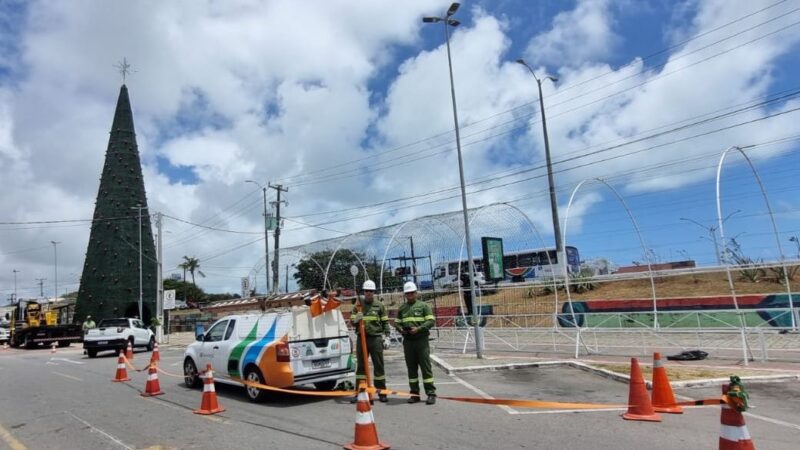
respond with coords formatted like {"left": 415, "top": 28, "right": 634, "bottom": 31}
{"left": 51, "top": 357, "right": 85, "bottom": 365}
{"left": 66, "top": 412, "right": 133, "bottom": 450}
{"left": 0, "top": 422, "right": 28, "bottom": 450}
{"left": 448, "top": 374, "right": 515, "bottom": 414}
{"left": 139, "top": 395, "right": 228, "bottom": 424}
{"left": 507, "top": 407, "right": 627, "bottom": 415}
{"left": 744, "top": 412, "right": 800, "bottom": 430}
{"left": 52, "top": 371, "right": 83, "bottom": 382}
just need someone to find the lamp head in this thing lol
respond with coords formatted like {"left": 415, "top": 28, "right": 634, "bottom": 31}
{"left": 422, "top": 16, "right": 441, "bottom": 23}
{"left": 447, "top": 3, "right": 460, "bottom": 17}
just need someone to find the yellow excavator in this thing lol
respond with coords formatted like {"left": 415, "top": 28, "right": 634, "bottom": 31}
{"left": 9, "top": 300, "right": 83, "bottom": 349}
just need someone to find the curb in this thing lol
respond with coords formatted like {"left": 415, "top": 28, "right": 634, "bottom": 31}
{"left": 431, "top": 354, "right": 800, "bottom": 388}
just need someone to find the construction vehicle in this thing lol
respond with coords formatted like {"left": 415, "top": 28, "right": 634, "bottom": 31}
{"left": 8, "top": 300, "right": 83, "bottom": 349}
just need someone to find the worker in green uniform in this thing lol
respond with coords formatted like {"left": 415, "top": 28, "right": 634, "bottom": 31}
{"left": 395, "top": 281, "right": 437, "bottom": 405}
{"left": 351, "top": 279, "right": 391, "bottom": 403}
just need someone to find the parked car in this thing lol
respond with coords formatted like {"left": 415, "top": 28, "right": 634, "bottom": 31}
{"left": 83, "top": 318, "right": 155, "bottom": 358}
{"left": 183, "top": 307, "right": 353, "bottom": 402}
{"left": 0, "top": 323, "right": 9, "bottom": 344}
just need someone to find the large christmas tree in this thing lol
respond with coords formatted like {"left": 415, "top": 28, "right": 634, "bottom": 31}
{"left": 75, "top": 84, "right": 156, "bottom": 323}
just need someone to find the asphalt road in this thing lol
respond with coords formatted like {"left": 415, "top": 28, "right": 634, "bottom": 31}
{"left": 0, "top": 345, "right": 798, "bottom": 449}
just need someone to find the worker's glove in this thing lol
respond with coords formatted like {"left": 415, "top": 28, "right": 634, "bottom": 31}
{"left": 352, "top": 313, "right": 363, "bottom": 323}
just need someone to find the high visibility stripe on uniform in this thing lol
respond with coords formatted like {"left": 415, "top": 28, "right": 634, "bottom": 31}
{"left": 380, "top": 316, "right": 389, "bottom": 321}
{"left": 362, "top": 316, "right": 380, "bottom": 321}
{"left": 720, "top": 424, "right": 751, "bottom": 441}
{"left": 423, "top": 378, "right": 434, "bottom": 383}
{"left": 408, "top": 378, "right": 419, "bottom": 383}
{"left": 424, "top": 315, "right": 435, "bottom": 320}
{"left": 398, "top": 317, "right": 429, "bottom": 323}
{"left": 373, "top": 375, "right": 386, "bottom": 380}
{"left": 356, "top": 375, "right": 367, "bottom": 380}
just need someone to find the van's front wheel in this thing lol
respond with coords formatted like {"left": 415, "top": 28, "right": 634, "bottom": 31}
{"left": 244, "top": 366, "right": 269, "bottom": 403}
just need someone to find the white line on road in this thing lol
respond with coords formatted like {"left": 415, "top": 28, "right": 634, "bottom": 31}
{"left": 52, "top": 371, "right": 83, "bottom": 382}
{"left": 50, "top": 358, "right": 85, "bottom": 365}
{"left": 507, "top": 407, "right": 627, "bottom": 415}
{"left": 744, "top": 412, "right": 800, "bottom": 430}
{"left": 448, "top": 374, "right": 516, "bottom": 414}
{"left": 66, "top": 412, "right": 133, "bottom": 450}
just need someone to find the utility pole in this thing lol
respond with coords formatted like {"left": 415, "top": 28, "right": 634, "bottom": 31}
{"left": 268, "top": 183, "right": 288, "bottom": 294}
{"left": 409, "top": 236, "right": 418, "bottom": 285}
{"left": 156, "top": 212, "right": 164, "bottom": 342}
{"left": 50, "top": 241, "right": 60, "bottom": 302}
{"left": 12, "top": 269, "right": 20, "bottom": 303}
{"left": 36, "top": 278, "right": 46, "bottom": 298}
{"left": 285, "top": 264, "right": 289, "bottom": 293}
{"left": 245, "top": 180, "right": 271, "bottom": 295}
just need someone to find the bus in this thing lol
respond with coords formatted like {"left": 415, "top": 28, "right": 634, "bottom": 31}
{"left": 433, "top": 246, "right": 580, "bottom": 289}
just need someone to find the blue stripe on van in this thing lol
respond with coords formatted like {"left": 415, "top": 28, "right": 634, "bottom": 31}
{"left": 241, "top": 318, "right": 278, "bottom": 372}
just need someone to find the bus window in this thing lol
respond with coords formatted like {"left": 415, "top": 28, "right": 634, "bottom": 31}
{"left": 547, "top": 250, "right": 558, "bottom": 264}
{"left": 519, "top": 254, "right": 533, "bottom": 267}
{"left": 448, "top": 262, "right": 459, "bottom": 275}
{"left": 434, "top": 267, "right": 446, "bottom": 279}
{"left": 503, "top": 255, "right": 516, "bottom": 268}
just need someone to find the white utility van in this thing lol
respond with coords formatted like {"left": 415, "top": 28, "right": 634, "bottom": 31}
{"left": 183, "top": 307, "right": 353, "bottom": 402}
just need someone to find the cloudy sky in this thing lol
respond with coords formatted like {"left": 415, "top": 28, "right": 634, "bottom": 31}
{"left": 1, "top": 0, "right": 799, "bottom": 299}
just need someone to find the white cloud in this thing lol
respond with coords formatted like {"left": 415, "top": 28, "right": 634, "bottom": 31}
{"left": 524, "top": 0, "right": 618, "bottom": 68}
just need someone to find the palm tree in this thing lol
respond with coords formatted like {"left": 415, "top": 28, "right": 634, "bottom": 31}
{"left": 179, "top": 256, "right": 205, "bottom": 285}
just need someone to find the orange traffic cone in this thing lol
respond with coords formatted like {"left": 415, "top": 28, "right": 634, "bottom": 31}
{"left": 651, "top": 352, "right": 683, "bottom": 414}
{"left": 194, "top": 364, "right": 225, "bottom": 415}
{"left": 151, "top": 342, "right": 160, "bottom": 363}
{"left": 344, "top": 385, "right": 390, "bottom": 450}
{"left": 125, "top": 341, "right": 134, "bottom": 360}
{"left": 622, "top": 358, "right": 662, "bottom": 422}
{"left": 141, "top": 363, "right": 164, "bottom": 397}
{"left": 719, "top": 385, "right": 755, "bottom": 450}
{"left": 112, "top": 355, "right": 131, "bottom": 382}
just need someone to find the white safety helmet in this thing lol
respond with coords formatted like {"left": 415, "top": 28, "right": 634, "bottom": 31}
{"left": 403, "top": 281, "right": 418, "bottom": 293}
{"left": 362, "top": 280, "right": 376, "bottom": 291}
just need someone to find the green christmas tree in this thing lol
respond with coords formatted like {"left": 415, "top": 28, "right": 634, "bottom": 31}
{"left": 75, "top": 85, "right": 156, "bottom": 323}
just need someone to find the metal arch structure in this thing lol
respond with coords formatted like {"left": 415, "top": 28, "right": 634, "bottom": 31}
{"left": 279, "top": 248, "right": 333, "bottom": 293}
{"left": 452, "top": 203, "right": 562, "bottom": 326}
{"left": 563, "top": 178, "right": 659, "bottom": 334}
{"left": 715, "top": 145, "right": 796, "bottom": 335}
{"left": 322, "top": 233, "right": 370, "bottom": 292}
{"left": 378, "top": 214, "right": 460, "bottom": 293}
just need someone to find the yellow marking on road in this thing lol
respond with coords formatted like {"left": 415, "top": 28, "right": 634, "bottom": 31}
{"left": 52, "top": 371, "right": 83, "bottom": 382}
{"left": 0, "top": 422, "right": 29, "bottom": 450}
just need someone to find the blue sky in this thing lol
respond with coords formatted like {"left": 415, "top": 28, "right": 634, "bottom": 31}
{"left": 1, "top": 0, "right": 799, "bottom": 296}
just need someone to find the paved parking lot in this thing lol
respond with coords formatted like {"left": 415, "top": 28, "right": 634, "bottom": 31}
{"left": 1, "top": 345, "right": 798, "bottom": 449}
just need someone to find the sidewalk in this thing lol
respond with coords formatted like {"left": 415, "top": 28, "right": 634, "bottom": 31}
{"left": 431, "top": 349, "right": 800, "bottom": 388}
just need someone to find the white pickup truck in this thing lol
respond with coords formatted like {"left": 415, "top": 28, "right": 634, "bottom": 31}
{"left": 83, "top": 318, "right": 155, "bottom": 358}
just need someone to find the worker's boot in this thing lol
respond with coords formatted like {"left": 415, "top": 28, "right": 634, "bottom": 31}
{"left": 407, "top": 394, "right": 420, "bottom": 404}
{"left": 426, "top": 394, "right": 437, "bottom": 405}
{"left": 378, "top": 393, "right": 388, "bottom": 403}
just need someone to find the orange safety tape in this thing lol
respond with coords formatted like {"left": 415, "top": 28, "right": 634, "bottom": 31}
{"left": 121, "top": 355, "right": 150, "bottom": 373}
{"left": 675, "top": 396, "right": 727, "bottom": 407}
{"left": 156, "top": 366, "right": 187, "bottom": 379}
{"left": 226, "top": 376, "right": 357, "bottom": 397}
{"left": 367, "top": 387, "right": 625, "bottom": 409}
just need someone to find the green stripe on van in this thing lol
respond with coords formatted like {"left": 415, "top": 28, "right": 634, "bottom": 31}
{"left": 228, "top": 321, "right": 259, "bottom": 378}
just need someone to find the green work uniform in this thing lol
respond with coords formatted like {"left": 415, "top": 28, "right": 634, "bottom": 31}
{"left": 395, "top": 300, "right": 436, "bottom": 395}
{"left": 352, "top": 299, "right": 390, "bottom": 390}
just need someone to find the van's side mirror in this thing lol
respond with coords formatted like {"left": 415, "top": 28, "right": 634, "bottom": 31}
{"left": 196, "top": 333, "right": 204, "bottom": 341}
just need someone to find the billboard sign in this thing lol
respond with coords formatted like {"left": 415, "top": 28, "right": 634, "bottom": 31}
{"left": 481, "top": 237, "right": 505, "bottom": 282}
{"left": 163, "top": 289, "right": 176, "bottom": 310}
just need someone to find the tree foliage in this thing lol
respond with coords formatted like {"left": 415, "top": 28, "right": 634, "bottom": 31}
{"left": 293, "top": 250, "right": 403, "bottom": 291}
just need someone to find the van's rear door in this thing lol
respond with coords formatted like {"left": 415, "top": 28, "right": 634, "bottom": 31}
{"left": 288, "top": 308, "right": 352, "bottom": 381}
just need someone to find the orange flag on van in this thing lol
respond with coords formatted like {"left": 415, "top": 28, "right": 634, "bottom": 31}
{"left": 323, "top": 296, "right": 341, "bottom": 312}
{"left": 309, "top": 297, "right": 324, "bottom": 317}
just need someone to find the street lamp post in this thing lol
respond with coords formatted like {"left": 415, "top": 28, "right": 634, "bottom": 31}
{"left": 50, "top": 241, "right": 60, "bottom": 302}
{"left": 245, "top": 180, "right": 270, "bottom": 295}
{"left": 423, "top": 2, "right": 484, "bottom": 358}
{"left": 131, "top": 206, "right": 148, "bottom": 319}
{"left": 516, "top": 59, "right": 564, "bottom": 270}
{"left": 680, "top": 210, "right": 740, "bottom": 266}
